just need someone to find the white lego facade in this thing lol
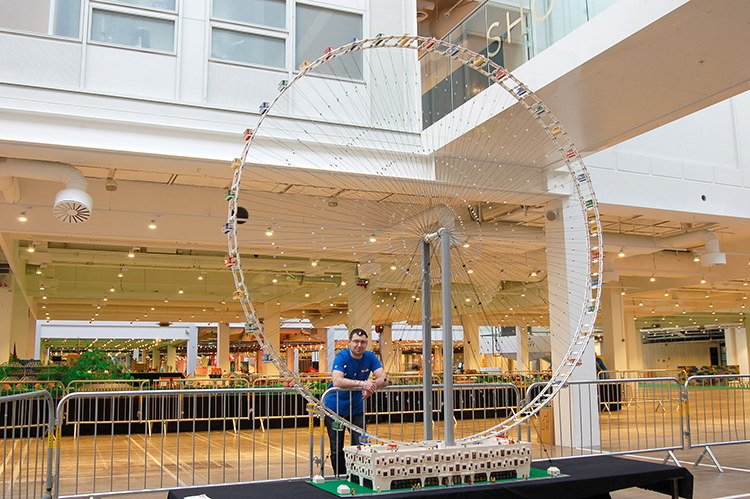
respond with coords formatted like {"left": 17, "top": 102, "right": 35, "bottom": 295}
{"left": 344, "top": 437, "right": 532, "bottom": 491}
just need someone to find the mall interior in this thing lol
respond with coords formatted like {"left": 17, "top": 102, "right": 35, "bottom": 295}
{"left": 2, "top": 1, "right": 750, "bottom": 498}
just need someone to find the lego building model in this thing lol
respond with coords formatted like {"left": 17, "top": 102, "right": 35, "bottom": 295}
{"left": 344, "top": 437, "right": 531, "bottom": 491}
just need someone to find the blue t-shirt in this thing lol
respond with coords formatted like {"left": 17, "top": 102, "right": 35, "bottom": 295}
{"left": 324, "top": 349, "right": 382, "bottom": 416}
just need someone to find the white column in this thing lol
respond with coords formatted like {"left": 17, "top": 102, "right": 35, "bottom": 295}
{"left": 348, "top": 283, "right": 373, "bottom": 344}
{"left": 461, "top": 315, "right": 481, "bottom": 371}
{"left": 217, "top": 322, "right": 231, "bottom": 373}
{"left": 728, "top": 326, "right": 749, "bottom": 374}
{"left": 725, "top": 326, "right": 738, "bottom": 366}
{"left": 516, "top": 326, "right": 529, "bottom": 372}
{"left": 166, "top": 344, "right": 177, "bottom": 371}
{"left": 624, "top": 314, "right": 643, "bottom": 372}
{"left": 151, "top": 347, "right": 161, "bottom": 371}
{"left": 0, "top": 280, "right": 12, "bottom": 363}
{"left": 379, "top": 324, "right": 398, "bottom": 373}
{"left": 264, "top": 302, "right": 281, "bottom": 375}
{"left": 546, "top": 196, "right": 599, "bottom": 451}
{"left": 601, "top": 283, "right": 629, "bottom": 372}
{"left": 185, "top": 324, "right": 198, "bottom": 375}
{"left": 326, "top": 327, "right": 336, "bottom": 372}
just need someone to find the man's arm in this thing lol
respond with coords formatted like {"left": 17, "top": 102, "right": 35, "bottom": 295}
{"left": 331, "top": 369, "right": 369, "bottom": 390}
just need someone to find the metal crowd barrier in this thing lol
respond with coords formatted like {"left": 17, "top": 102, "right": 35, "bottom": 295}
{"left": 683, "top": 374, "right": 750, "bottom": 471}
{"left": 525, "top": 377, "right": 684, "bottom": 462}
{"left": 1, "top": 380, "right": 66, "bottom": 398}
{"left": 1, "top": 391, "right": 55, "bottom": 499}
{"left": 66, "top": 380, "right": 148, "bottom": 393}
{"left": 10, "top": 373, "right": 745, "bottom": 498}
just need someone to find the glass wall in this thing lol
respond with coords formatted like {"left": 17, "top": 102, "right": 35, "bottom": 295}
{"left": 421, "top": 0, "right": 620, "bottom": 129}
{"left": 90, "top": 8, "right": 176, "bottom": 52}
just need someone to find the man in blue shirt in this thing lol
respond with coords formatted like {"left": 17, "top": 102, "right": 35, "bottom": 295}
{"left": 324, "top": 328, "right": 387, "bottom": 475}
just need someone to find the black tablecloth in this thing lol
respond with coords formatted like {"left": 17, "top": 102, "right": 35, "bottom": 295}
{"left": 167, "top": 454, "right": 693, "bottom": 499}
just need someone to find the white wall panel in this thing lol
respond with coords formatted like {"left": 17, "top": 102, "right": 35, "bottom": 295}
{"left": 179, "top": 17, "right": 207, "bottom": 103}
{"left": 206, "top": 62, "right": 285, "bottom": 112}
{"left": 85, "top": 45, "right": 177, "bottom": 100}
{"left": 0, "top": 33, "right": 81, "bottom": 88}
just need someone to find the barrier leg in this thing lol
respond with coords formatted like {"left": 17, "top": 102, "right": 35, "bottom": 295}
{"left": 663, "top": 450, "right": 682, "bottom": 467}
{"left": 694, "top": 445, "right": 723, "bottom": 472}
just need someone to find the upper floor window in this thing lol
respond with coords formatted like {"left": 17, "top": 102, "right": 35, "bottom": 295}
{"left": 0, "top": 0, "right": 81, "bottom": 39}
{"left": 89, "top": 2, "right": 176, "bottom": 53}
{"left": 105, "top": 0, "right": 176, "bottom": 11}
{"left": 211, "top": 27, "right": 285, "bottom": 68}
{"left": 212, "top": 0, "right": 285, "bottom": 29}
{"left": 295, "top": 4, "right": 362, "bottom": 79}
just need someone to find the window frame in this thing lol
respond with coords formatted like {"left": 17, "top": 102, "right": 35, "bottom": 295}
{"left": 208, "top": 0, "right": 290, "bottom": 72}
{"left": 0, "top": 0, "right": 84, "bottom": 41}
{"left": 87, "top": 1, "right": 178, "bottom": 55}
{"left": 208, "top": 23, "right": 288, "bottom": 71}
{"left": 293, "top": 1, "right": 366, "bottom": 83}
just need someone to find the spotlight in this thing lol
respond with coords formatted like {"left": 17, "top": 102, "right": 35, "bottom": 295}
{"left": 128, "top": 247, "right": 136, "bottom": 258}
{"left": 27, "top": 242, "right": 36, "bottom": 253}
{"left": 618, "top": 249, "right": 625, "bottom": 258}
{"left": 148, "top": 220, "right": 157, "bottom": 229}
{"left": 18, "top": 212, "right": 27, "bottom": 222}
{"left": 369, "top": 235, "right": 377, "bottom": 242}
{"left": 311, "top": 260, "right": 318, "bottom": 266}
{"left": 178, "top": 289, "right": 184, "bottom": 294}
{"left": 650, "top": 275, "right": 656, "bottom": 282}
{"left": 530, "top": 270, "right": 538, "bottom": 277}
{"left": 266, "top": 227, "right": 274, "bottom": 236}
{"left": 700, "top": 277, "right": 706, "bottom": 284}
{"left": 198, "top": 272, "right": 205, "bottom": 281}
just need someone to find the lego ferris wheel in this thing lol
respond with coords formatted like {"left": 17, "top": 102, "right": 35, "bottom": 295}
{"left": 223, "top": 34, "right": 602, "bottom": 445}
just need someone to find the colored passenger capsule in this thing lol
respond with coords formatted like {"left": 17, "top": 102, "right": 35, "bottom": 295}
{"left": 534, "top": 104, "right": 546, "bottom": 115}
{"left": 397, "top": 34, "right": 411, "bottom": 46}
{"left": 224, "top": 255, "right": 236, "bottom": 268}
{"left": 471, "top": 56, "right": 485, "bottom": 68}
{"left": 224, "top": 189, "right": 235, "bottom": 201}
{"left": 232, "top": 290, "right": 243, "bottom": 300}
{"left": 585, "top": 199, "right": 594, "bottom": 208}
{"left": 278, "top": 79, "right": 288, "bottom": 91}
{"left": 374, "top": 33, "right": 385, "bottom": 46}
{"left": 243, "top": 128, "right": 254, "bottom": 141}
{"left": 515, "top": 86, "right": 528, "bottom": 97}
{"left": 222, "top": 222, "right": 233, "bottom": 234}
{"left": 549, "top": 125, "right": 562, "bottom": 136}
{"left": 324, "top": 46, "right": 334, "bottom": 60}
{"left": 231, "top": 158, "right": 241, "bottom": 169}
{"left": 577, "top": 172, "right": 588, "bottom": 182}
{"left": 493, "top": 68, "right": 509, "bottom": 80}
{"left": 348, "top": 37, "right": 360, "bottom": 51}
{"left": 565, "top": 147, "right": 577, "bottom": 158}
{"left": 420, "top": 37, "right": 437, "bottom": 50}
{"left": 300, "top": 60, "right": 310, "bottom": 70}
{"left": 259, "top": 102, "right": 270, "bottom": 115}
{"left": 446, "top": 46, "right": 459, "bottom": 57}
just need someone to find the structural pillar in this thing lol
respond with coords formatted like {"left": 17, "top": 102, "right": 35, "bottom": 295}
{"left": 726, "top": 326, "right": 749, "bottom": 374}
{"left": 264, "top": 302, "right": 281, "bottom": 375}
{"left": 151, "top": 347, "right": 161, "bottom": 371}
{"left": 217, "top": 322, "right": 231, "bottom": 374}
{"left": 379, "top": 324, "right": 398, "bottom": 373}
{"left": 600, "top": 283, "right": 629, "bottom": 372}
{"left": 545, "top": 196, "right": 600, "bottom": 451}
{"left": 166, "top": 344, "right": 177, "bottom": 371}
{"left": 624, "top": 314, "right": 643, "bottom": 372}
{"left": 460, "top": 314, "right": 481, "bottom": 371}
{"left": 516, "top": 325, "right": 529, "bottom": 372}
{"left": 348, "top": 283, "right": 373, "bottom": 344}
{"left": 185, "top": 324, "right": 198, "bottom": 375}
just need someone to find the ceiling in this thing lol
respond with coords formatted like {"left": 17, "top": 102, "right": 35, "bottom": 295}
{"left": 2, "top": 0, "right": 750, "bottom": 353}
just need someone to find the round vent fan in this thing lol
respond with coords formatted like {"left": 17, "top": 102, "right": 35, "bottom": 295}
{"left": 53, "top": 188, "right": 92, "bottom": 223}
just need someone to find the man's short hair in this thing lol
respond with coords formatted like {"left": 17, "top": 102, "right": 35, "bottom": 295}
{"left": 349, "top": 328, "right": 368, "bottom": 340}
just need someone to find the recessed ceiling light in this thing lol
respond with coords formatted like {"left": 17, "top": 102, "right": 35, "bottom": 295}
{"left": 18, "top": 212, "right": 27, "bottom": 222}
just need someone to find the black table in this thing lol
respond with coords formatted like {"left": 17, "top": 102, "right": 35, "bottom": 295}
{"left": 167, "top": 454, "right": 693, "bottom": 499}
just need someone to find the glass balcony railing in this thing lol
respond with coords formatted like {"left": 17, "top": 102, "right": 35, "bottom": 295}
{"left": 421, "top": 0, "right": 620, "bottom": 129}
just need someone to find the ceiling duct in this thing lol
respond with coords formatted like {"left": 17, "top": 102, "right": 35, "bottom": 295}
{"left": 604, "top": 230, "right": 725, "bottom": 267}
{"left": 0, "top": 158, "right": 93, "bottom": 223}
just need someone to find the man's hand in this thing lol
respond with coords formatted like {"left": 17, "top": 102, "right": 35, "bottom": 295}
{"left": 362, "top": 379, "right": 377, "bottom": 399}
